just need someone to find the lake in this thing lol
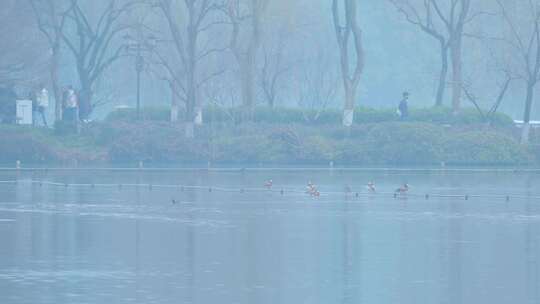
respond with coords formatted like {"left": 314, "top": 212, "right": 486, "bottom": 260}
{"left": 0, "top": 168, "right": 539, "bottom": 304}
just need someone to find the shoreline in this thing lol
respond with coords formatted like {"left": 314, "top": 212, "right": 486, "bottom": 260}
{"left": 1, "top": 165, "right": 539, "bottom": 173}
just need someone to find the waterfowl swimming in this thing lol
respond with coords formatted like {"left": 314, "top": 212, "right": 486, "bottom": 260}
{"left": 306, "top": 181, "right": 315, "bottom": 193}
{"left": 264, "top": 179, "right": 273, "bottom": 189}
{"left": 395, "top": 183, "right": 409, "bottom": 194}
{"left": 366, "top": 182, "right": 376, "bottom": 193}
{"left": 306, "top": 181, "right": 320, "bottom": 197}
{"left": 172, "top": 199, "right": 179, "bottom": 205}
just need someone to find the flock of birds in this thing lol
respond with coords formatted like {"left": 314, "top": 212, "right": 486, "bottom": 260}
{"left": 264, "top": 179, "right": 410, "bottom": 198}
{"left": 171, "top": 180, "right": 410, "bottom": 204}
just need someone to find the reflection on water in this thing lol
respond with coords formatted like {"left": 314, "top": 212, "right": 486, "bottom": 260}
{"left": 0, "top": 169, "right": 539, "bottom": 304}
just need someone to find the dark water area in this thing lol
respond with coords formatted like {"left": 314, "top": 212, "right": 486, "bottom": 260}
{"left": 0, "top": 169, "right": 539, "bottom": 304}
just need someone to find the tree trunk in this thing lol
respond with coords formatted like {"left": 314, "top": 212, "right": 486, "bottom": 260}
{"left": 170, "top": 82, "right": 179, "bottom": 122}
{"left": 194, "top": 107, "right": 203, "bottom": 125}
{"left": 171, "top": 104, "right": 179, "bottom": 122}
{"left": 239, "top": 58, "right": 255, "bottom": 121}
{"left": 435, "top": 44, "right": 449, "bottom": 107}
{"left": 77, "top": 64, "right": 93, "bottom": 120}
{"left": 268, "top": 93, "right": 274, "bottom": 108}
{"left": 50, "top": 47, "right": 62, "bottom": 122}
{"left": 78, "top": 82, "right": 93, "bottom": 121}
{"left": 450, "top": 39, "right": 463, "bottom": 113}
{"left": 184, "top": 71, "right": 197, "bottom": 138}
{"left": 342, "top": 84, "right": 356, "bottom": 127}
{"left": 185, "top": 90, "right": 196, "bottom": 138}
{"left": 187, "top": 12, "right": 200, "bottom": 129}
{"left": 185, "top": 122, "right": 195, "bottom": 139}
{"left": 521, "top": 82, "right": 535, "bottom": 144}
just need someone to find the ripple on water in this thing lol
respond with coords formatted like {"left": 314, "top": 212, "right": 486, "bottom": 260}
{"left": 0, "top": 269, "right": 134, "bottom": 284}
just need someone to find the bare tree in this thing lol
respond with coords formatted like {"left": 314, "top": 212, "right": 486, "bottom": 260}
{"left": 28, "top": 0, "right": 69, "bottom": 121}
{"left": 332, "top": 0, "right": 365, "bottom": 127}
{"left": 458, "top": 30, "right": 518, "bottom": 126}
{"left": 0, "top": 0, "right": 47, "bottom": 85}
{"left": 389, "top": 0, "right": 471, "bottom": 112}
{"left": 259, "top": 30, "right": 289, "bottom": 108}
{"left": 389, "top": 0, "right": 448, "bottom": 107}
{"left": 297, "top": 45, "right": 339, "bottom": 123}
{"left": 152, "top": 0, "right": 225, "bottom": 138}
{"left": 224, "top": 0, "right": 269, "bottom": 120}
{"left": 460, "top": 71, "right": 516, "bottom": 124}
{"left": 496, "top": 0, "right": 540, "bottom": 143}
{"left": 446, "top": 0, "right": 471, "bottom": 113}
{"left": 62, "top": 0, "right": 139, "bottom": 120}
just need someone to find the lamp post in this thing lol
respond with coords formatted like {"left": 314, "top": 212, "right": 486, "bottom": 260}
{"left": 124, "top": 31, "right": 156, "bottom": 121}
{"left": 135, "top": 44, "right": 144, "bottom": 120}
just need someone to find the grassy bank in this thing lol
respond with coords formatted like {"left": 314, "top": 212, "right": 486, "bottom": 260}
{"left": 99, "top": 121, "right": 532, "bottom": 166}
{"left": 0, "top": 107, "right": 535, "bottom": 166}
{"left": 0, "top": 125, "right": 107, "bottom": 164}
{"left": 107, "top": 106, "right": 515, "bottom": 127}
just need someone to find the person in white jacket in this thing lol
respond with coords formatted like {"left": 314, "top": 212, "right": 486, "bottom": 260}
{"left": 34, "top": 83, "right": 49, "bottom": 127}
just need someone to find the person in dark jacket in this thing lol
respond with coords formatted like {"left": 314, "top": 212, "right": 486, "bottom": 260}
{"left": 398, "top": 91, "right": 409, "bottom": 120}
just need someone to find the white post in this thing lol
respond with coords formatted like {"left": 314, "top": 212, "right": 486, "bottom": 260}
{"left": 342, "top": 109, "right": 354, "bottom": 127}
{"left": 194, "top": 107, "right": 203, "bottom": 125}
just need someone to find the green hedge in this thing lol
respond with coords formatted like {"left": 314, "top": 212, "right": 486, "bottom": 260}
{"left": 0, "top": 125, "right": 106, "bottom": 163}
{"left": 443, "top": 131, "right": 532, "bottom": 165}
{"left": 0, "top": 128, "right": 60, "bottom": 163}
{"left": 1, "top": 120, "right": 531, "bottom": 166}
{"left": 106, "top": 106, "right": 514, "bottom": 127}
{"left": 98, "top": 121, "right": 532, "bottom": 165}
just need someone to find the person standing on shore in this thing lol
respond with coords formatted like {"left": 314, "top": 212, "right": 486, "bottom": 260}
{"left": 63, "top": 85, "right": 79, "bottom": 128}
{"left": 397, "top": 91, "right": 410, "bottom": 120}
{"left": 62, "top": 85, "right": 80, "bottom": 134}
{"left": 34, "top": 83, "right": 49, "bottom": 127}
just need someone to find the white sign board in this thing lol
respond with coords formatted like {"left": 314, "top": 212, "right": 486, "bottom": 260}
{"left": 16, "top": 100, "right": 33, "bottom": 125}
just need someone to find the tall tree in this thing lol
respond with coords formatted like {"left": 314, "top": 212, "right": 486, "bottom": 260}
{"left": 224, "top": 0, "right": 268, "bottom": 120}
{"left": 0, "top": 0, "right": 47, "bottom": 85}
{"left": 388, "top": 0, "right": 471, "bottom": 112}
{"left": 62, "top": 0, "right": 138, "bottom": 120}
{"left": 496, "top": 0, "right": 540, "bottom": 143}
{"left": 297, "top": 44, "right": 339, "bottom": 123}
{"left": 153, "top": 0, "right": 224, "bottom": 138}
{"left": 29, "top": 0, "right": 68, "bottom": 121}
{"left": 332, "top": 0, "right": 364, "bottom": 127}
{"left": 259, "top": 29, "right": 289, "bottom": 108}
{"left": 389, "top": 0, "right": 448, "bottom": 107}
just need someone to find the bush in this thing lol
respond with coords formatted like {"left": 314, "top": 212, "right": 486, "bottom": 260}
{"left": 107, "top": 122, "right": 209, "bottom": 162}
{"left": 1, "top": 118, "right": 532, "bottom": 166}
{"left": 99, "top": 120, "right": 533, "bottom": 165}
{"left": 335, "top": 123, "right": 445, "bottom": 165}
{"left": 531, "top": 129, "right": 540, "bottom": 162}
{"left": 106, "top": 105, "right": 514, "bottom": 128}
{"left": 212, "top": 136, "right": 276, "bottom": 162}
{"left": 105, "top": 106, "right": 171, "bottom": 122}
{"left": 443, "top": 131, "right": 532, "bottom": 165}
{"left": 0, "top": 128, "right": 60, "bottom": 162}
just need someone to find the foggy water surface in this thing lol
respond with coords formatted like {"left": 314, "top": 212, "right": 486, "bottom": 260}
{"left": 0, "top": 169, "right": 539, "bottom": 304}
